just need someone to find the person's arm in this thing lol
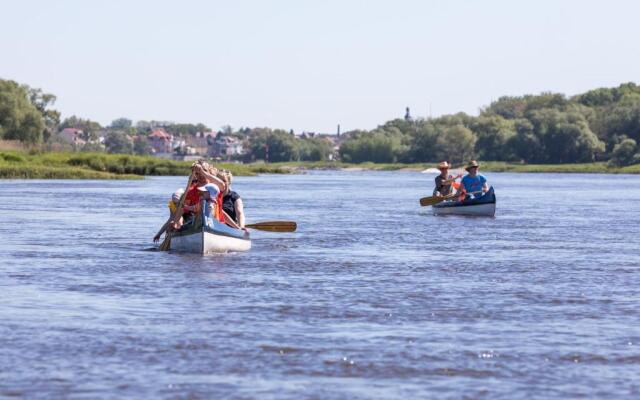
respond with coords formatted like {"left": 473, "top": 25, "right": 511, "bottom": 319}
{"left": 481, "top": 176, "right": 489, "bottom": 193}
{"left": 443, "top": 174, "right": 462, "bottom": 185}
{"left": 235, "top": 198, "right": 245, "bottom": 228}
{"left": 194, "top": 165, "right": 227, "bottom": 192}
{"left": 221, "top": 209, "right": 241, "bottom": 229}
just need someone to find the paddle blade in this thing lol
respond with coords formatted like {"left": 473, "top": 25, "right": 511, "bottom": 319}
{"left": 246, "top": 221, "right": 297, "bottom": 232}
{"left": 159, "top": 234, "right": 171, "bottom": 251}
{"left": 419, "top": 194, "right": 455, "bottom": 207}
{"left": 419, "top": 196, "right": 445, "bottom": 207}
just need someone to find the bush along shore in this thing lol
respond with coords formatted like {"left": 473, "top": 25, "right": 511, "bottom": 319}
{"left": 270, "top": 161, "right": 640, "bottom": 174}
{"left": 0, "top": 151, "right": 295, "bottom": 179}
{"left": 2, "top": 151, "right": 639, "bottom": 180}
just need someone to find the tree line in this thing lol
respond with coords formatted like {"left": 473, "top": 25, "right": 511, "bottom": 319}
{"left": 0, "top": 78, "right": 332, "bottom": 161}
{"left": 339, "top": 83, "right": 640, "bottom": 167}
{"left": 2, "top": 77, "right": 640, "bottom": 166}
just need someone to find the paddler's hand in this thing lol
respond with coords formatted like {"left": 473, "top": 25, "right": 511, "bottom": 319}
{"left": 153, "top": 234, "right": 161, "bottom": 243}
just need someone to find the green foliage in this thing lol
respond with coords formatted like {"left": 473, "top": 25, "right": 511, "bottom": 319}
{"left": 110, "top": 118, "right": 132, "bottom": 130}
{"left": 60, "top": 116, "right": 102, "bottom": 140}
{"left": 525, "top": 109, "right": 605, "bottom": 163}
{"left": 434, "top": 125, "right": 476, "bottom": 165}
{"left": 339, "top": 127, "right": 409, "bottom": 163}
{"left": 0, "top": 152, "right": 26, "bottom": 162}
{"left": 608, "top": 138, "right": 638, "bottom": 167}
{"left": 104, "top": 132, "right": 133, "bottom": 154}
{"left": 27, "top": 87, "right": 59, "bottom": 141}
{"left": 471, "top": 115, "right": 516, "bottom": 161}
{"left": 163, "top": 123, "right": 209, "bottom": 136}
{"left": 133, "top": 136, "right": 152, "bottom": 155}
{"left": 0, "top": 79, "right": 46, "bottom": 143}
{"left": 249, "top": 129, "right": 333, "bottom": 162}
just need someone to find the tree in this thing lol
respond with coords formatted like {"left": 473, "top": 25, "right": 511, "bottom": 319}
{"left": 434, "top": 125, "right": 476, "bottom": 165}
{"left": 104, "top": 132, "right": 133, "bottom": 154}
{"left": 249, "top": 129, "right": 298, "bottom": 162}
{"left": 110, "top": 118, "right": 132, "bottom": 130}
{"left": 609, "top": 138, "right": 637, "bottom": 166}
{"left": 0, "top": 79, "right": 45, "bottom": 143}
{"left": 133, "top": 136, "right": 152, "bottom": 155}
{"left": 526, "top": 109, "right": 605, "bottom": 163}
{"left": 472, "top": 116, "right": 516, "bottom": 161}
{"left": 602, "top": 97, "right": 640, "bottom": 142}
{"left": 508, "top": 119, "right": 543, "bottom": 163}
{"left": 339, "top": 127, "right": 408, "bottom": 163}
{"left": 27, "top": 87, "right": 60, "bottom": 141}
{"left": 408, "top": 122, "right": 439, "bottom": 162}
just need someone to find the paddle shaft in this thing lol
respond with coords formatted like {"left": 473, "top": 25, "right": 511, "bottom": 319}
{"left": 419, "top": 190, "right": 485, "bottom": 207}
{"left": 159, "top": 173, "right": 194, "bottom": 250}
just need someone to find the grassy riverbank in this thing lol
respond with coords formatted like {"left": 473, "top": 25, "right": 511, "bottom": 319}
{"left": 0, "top": 151, "right": 293, "bottom": 179}
{"left": 271, "top": 161, "right": 640, "bottom": 174}
{"left": 2, "top": 151, "right": 638, "bottom": 179}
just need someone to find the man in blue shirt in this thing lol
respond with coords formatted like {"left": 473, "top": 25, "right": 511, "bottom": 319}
{"left": 457, "top": 160, "right": 489, "bottom": 199}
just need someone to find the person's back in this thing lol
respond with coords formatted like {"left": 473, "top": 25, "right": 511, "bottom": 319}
{"left": 223, "top": 190, "right": 241, "bottom": 223}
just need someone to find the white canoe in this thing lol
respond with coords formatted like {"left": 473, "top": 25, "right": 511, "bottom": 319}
{"left": 171, "top": 215, "right": 251, "bottom": 254}
{"left": 432, "top": 187, "right": 496, "bottom": 217}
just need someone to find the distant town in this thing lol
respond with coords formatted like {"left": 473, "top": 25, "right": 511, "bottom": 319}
{"left": 54, "top": 123, "right": 344, "bottom": 163}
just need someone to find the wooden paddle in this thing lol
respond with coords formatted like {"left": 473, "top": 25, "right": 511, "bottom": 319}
{"left": 419, "top": 193, "right": 457, "bottom": 207}
{"left": 419, "top": 190, "right": 486, "bottom": 207}
{"left": 245, "top": 221, "right": 297, "bottom": 232}
{"left": 159, "top": 173, "right": 194, "bottom": 251}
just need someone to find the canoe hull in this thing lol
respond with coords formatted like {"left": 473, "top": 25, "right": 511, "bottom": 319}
{"left": 171, "top": 214, "right": 251, "bottom": 254}
{"left": 172, "top": 229, "right": 251, "bottom": 254}
{"left": 432, "top": 202, "right": 496, "bottom": 216}
{"left": 432, "top": 187, "right": 496, "bottom": 217}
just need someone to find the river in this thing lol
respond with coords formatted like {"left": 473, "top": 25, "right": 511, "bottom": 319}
{"left": 1, "top": 171, "right": 639, "bottom": 399}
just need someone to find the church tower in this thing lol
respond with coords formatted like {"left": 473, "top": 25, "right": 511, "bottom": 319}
{"left": 404, "top": 106, "right": 412, "bottom": 122}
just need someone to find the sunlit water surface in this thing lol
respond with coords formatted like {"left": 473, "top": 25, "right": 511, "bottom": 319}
{"left": 1, "top": 171, "right": 639, "bottom": 399}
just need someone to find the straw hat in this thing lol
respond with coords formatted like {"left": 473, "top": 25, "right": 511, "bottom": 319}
{"left": 437, "top": 161, "right": 450, "bottom": 170}
{"left": 465, "top": 160, "right": 480, "bottom": 171}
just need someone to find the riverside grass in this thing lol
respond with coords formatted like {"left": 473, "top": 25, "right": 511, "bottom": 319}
{"left": 2, "top": 151, "right": 639, "bottom": 179}
{"left": 269, "top": 160, "right": 640, "bottom": 174}
{"left": 0, "top": 151, "right": 294, "bottom": 179}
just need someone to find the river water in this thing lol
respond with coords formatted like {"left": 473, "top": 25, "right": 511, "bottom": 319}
{"left": 1, "top": 171, "right": 639, "bottom": 399}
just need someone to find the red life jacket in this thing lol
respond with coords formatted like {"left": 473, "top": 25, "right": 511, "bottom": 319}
{"left": 184, "top": 184, "right": 201, "bottom": 214}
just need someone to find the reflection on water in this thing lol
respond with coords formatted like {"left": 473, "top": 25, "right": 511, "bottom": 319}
{"left": 1, "top": 171, "right": 639, "bottom": 398}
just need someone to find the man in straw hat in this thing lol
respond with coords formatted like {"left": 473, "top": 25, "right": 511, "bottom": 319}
{"left": 433, "top": 161, "right": 462, "bottom": 197}
{"left": 456, "top": 160, "right": 489, "bottom": 199}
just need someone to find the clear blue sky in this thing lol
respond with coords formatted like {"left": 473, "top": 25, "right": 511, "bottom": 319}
{"left": 2, "top": 0, "right": 639, "bottom": 133}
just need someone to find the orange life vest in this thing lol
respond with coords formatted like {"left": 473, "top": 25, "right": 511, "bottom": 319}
{"left": 213, "top": 192, "right": 225, "bottom": 223}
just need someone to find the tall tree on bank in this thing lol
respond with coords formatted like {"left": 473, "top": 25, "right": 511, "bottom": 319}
{"left": 0, "top": 79, "right": 47, "bottom": 143}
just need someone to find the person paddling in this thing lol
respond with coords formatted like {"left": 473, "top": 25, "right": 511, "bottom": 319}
{"left": 192, "top": 162, "right": 242, "bottom": 230}
{"left": 456, "top": 160, "right": 489, "bottom": 200}
{"left": 153, "top": 188, "right": 185, "bottom": 243}
{"left": 220, "top": 170, "right": 246, "bottom": 229}
{"left": 433, "top": 161, "right": 461, "bottom": 197}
